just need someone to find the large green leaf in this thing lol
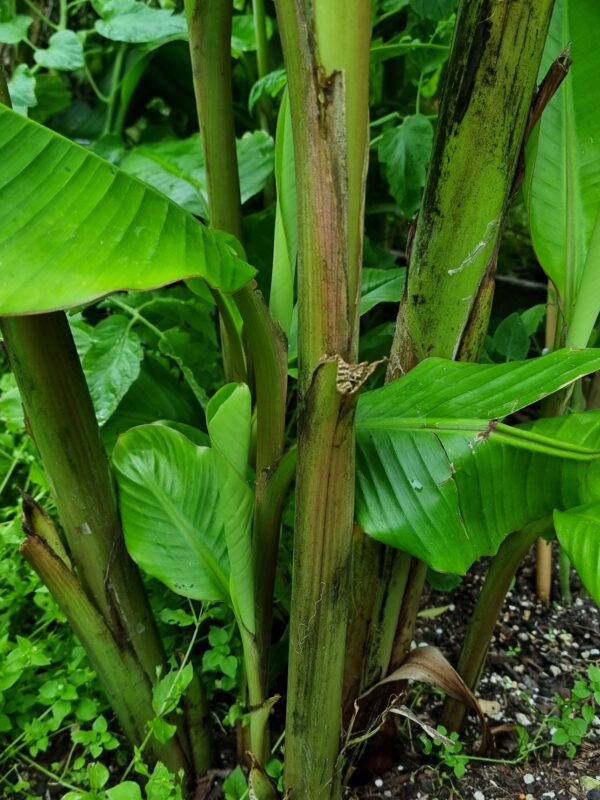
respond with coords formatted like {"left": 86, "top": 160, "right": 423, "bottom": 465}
{"left": 114, "top": 387, "right": 255, "bottom": 628}
{"left": 0, "top": 105, "right": 255, "bottom": 315}
{"left": 358, "top": 349, "right": 600, "bottom": 421}
{"left": 356, "top": 351, "right": 600, "bottom": 573}
{"left": 555, "top": 502, "right": 600, "bottom": 603}
{"left": 525, "top": 0, "right": 600, "bottom": 345}
{"left": 207, "top": 385, "right": 255, "bottom": 634}
{"left": 113, "top": 424, "right": 229, "bottom": 603}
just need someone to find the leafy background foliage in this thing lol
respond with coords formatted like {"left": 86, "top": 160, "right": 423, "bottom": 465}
{"left": 1, "top": 0, "right": 599, "bottom": 797}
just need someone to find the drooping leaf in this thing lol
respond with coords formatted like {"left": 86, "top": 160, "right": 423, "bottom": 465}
{"left": 113, "top": 424, "right": 230, "bottom": 603}
{"left": 360, "top": 268, "right": 406, "bottom": 315}
{"left": 82, "top": 315, "right": 144, "bottom": 425}
{"left": 7, "top": 65, "right": 36, "bottom": 115}
{"left": 0, "top": 14, "right": 31, "bottom": 45}
{"left": 356, "top": 351, "right": 600, "bottom": 573}
{"left": 249, "top": 68, "right": 287, "bottom": 114}
{"left": 0, "top": 105, "right": 255, "bottom": 315}
{"left": 555, "top": 502, "right": 600, "bottom": 603}
{"left": 525, "top": 0, "right": 600, "bottom": 345}
{"left": 34, "top": 30, "right": 84, "bottom": 71}
{"left": 94, "top": 0, "right": 187, "bottom": 43}
{"left": 378, "top": 114, "right": 433, "bottom": 217}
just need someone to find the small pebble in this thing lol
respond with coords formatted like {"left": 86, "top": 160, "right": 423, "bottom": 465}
{"left": 374, "top": 778, "right": 383, "bottom": 788}
{"left": 516, "top": 713, "right": 531, "bottom": 726}
{"left": 549, "top": 665, "right": 562, "bottom": 677}
{"left": 524, "top": 773, "right": 535, "bottom": 785}
{"left": 473, "top": 792, "right": 485, "bottom": 800}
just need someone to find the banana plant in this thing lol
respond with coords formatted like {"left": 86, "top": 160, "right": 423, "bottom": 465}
{"left": 3, "top": 1, "right": 600, "bottom": 799}
{"left": 526, "top": 0, "right": 600, "bottom": 352}
{"left": 524, "top": 0, "right": 600, "bottom": 600}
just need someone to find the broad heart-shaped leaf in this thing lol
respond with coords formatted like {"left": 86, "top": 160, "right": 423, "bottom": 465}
{"left": 356, "top": 350, "right": 600, "bottom": 574}
{"left": 555, "top": 502, "right": 600, "bottom": 604}
{"left": 0, "top": 105, "right": 255, "bottom": 315}
{"left": 377, "top": 114, "right": 433, "bottom": 217}
{"left": 33, "top": 30, "right": 84, "bottom": 71}
{"left": 7, "top": 65, "right": 36, "bottom": 115}
{"left": 113, "top": 413, "right": 255, "bottom": 631}
{"left": 94, "top": 0, "right": 187, "bottom": 43}
{"left": 113, "top": 424, "right": 230, "bottom": 604}
{"left": 525, "top": 0, "right": 600, "bottom": 345}
{"left": 207, "top": 385, "right": 255, "bottom": 634}
{"left": 0, "top": 15, "right": 31, "bottom": 45}
{"left": 82, "top": 314, "right": 143, "bottom": 425}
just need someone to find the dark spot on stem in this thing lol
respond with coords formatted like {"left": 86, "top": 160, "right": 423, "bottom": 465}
{"left": 453, "top": 4, "right": 493, "bottom": 126}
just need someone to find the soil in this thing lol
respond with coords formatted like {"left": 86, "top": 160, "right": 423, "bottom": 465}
{"left": 346, "top": 545, "right": 600, "bottom": 800}
{"left": 194, "top": 546, "right": 599, "bottom": 800}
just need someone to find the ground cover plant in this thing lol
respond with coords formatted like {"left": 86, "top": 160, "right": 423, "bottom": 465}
{"left": 0, "top": 0, "right": 599, "bottom": 798}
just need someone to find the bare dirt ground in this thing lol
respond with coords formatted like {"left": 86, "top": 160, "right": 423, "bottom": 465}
{"left": 349, "top": 547, "right": 600, "bottom": 800}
